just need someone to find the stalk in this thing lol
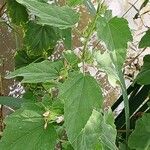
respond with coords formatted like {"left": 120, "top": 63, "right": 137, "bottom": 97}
{"left": 81, "top": 3, "right": 101, "bottom": 74}
{"left": 109, "top": 53, "right": 130, "bottom": 147}
{"left": 118, "top": 70, "right": 130, "bottom": 144}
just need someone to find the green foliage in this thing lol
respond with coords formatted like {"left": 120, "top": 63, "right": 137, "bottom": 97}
{"left": 0, "top": 103, "right": 57, "bottom": 150}
{"left": 14, "top": 49, "right": 44, "bottom": 69}
{"left": 1, "top": 0, "right": 150, "bottom": 149}
{"left": 63, "top": 50, "right": 79, "bottom": 68}
{"left": 96, "top": 13, "right": 132, "bottom": 68}
{"left": 136, "top": 55, "right": 150, "bottom": 85}
{"left": 67, "top": 0, "right": 83, "bottom": 6}
{"left": 139, "top": 29, "right": 150, "bottom": 48}
{"left": 94, "top": 51, "right": 119, "bottom": 87}
{"left": 6, "top": 0, "right": 28, "bottom": 25}
{"left": 0, "top": 96, "right": 24, "bottom": 109}
{"left": 16, "top": 0, "right": 79, "bottom": 29}
{"left": 128, "top": 113, "right": 150, "bottom": 150}
{"left": 96, "top": 10, "right": 132, "bottom": 140}
{"left": 60, "top": 28, "right": 72, "bottom": 49}
{"left": 59, "top": 73, "right": 103, "bottom": 146}
{"left": 24, "top": 21, "right": 59, "bottom": 56}
{"left": 6, "top": 60, "right": 63, "bottom": 83}
{"left": 72, "top": 109, "right": 117, "bottom": 150}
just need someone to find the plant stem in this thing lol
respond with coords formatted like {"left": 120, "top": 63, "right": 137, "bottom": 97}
{"left": 81, "top": 3, "right": 101, "bottom": 74}
{"left": 109, "top": 52, "right": 130, "bottom": 147}
{"left": 118, "top": 69, "right": 130, "bottom": 147}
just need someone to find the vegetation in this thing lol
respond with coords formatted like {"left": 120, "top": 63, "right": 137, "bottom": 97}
{"left": 0, "top": 0, "right": 150, "bottom": 149}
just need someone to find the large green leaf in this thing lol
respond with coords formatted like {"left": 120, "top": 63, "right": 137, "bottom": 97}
{"left": 6, "top": 0, "right": 28, "bottom": 25}
{"left": 24, "top": 21, "right": 59, "bottom": 56}
{"left": 0, "top": 103, "right": 57, "bottom": 150}
{"left": 59, "top": 73, "right": 103, "bottom": 146}
{"left": 6, "top": 60, "right": 63, "bottom": 83}
{"left": 136, "top": 55, "right": 150, "bottom": 85}
{"left": 139, "top": 29, "right": 150, "bottom": 48}
{"left": 16, "top": 0, "right": 79, "bottom": 29}
{"left": 96, "top": 13, "right": 132, "bottom": 68}
{"left": 72, "top": 109, "right": 117, "bottom": 150}
{"left": 128, "top": 113, "right": 150, "bottom": 150}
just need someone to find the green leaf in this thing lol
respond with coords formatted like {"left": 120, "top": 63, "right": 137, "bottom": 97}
{"left": 59, "top": 73, "right": 103, "bottom": 146}
{"left": 128, "top": 113, "right": 150, "bottom": 150}
{"left": 96, "top": 14, "right": 132, "bottom": 68}
{"left": 22, "top": 90, "right": 37, "bottom": 103}
{"left": 24, "top": 21, "right": 59, "bottom": 56}
{"left": 62, "top": 141, "right": 74, "bottom": 150}
{"left": 72, "top": 109, "right": 117, "bottom": 150}
{"left": 139, "top": 29, "right": 150, "bottom": 48}
{"left": 0, "top": 96, "right": 24, "bottom": 109}
{"left": 63, "top": 50, "right": 79, "bottom": 67}
{"left": 15, "top": 49, "right": 44, "bottom": 69}
{"left": 94, "top": 51, "right": 119, "bottom": 87}
{"left": 136, "top": 55, "right": 150, "bottom": 85}
{"left": 6, "top": 0, "right": 28, "bottom": 25}
{"left": 0, "top": 103, "right": 57, "bottom": 150}
{"left": 6, "top": 60, "right": 63, "bottom": 83}
{"left": 60, "top": 28, "right": 72, "bottom": 49}
{"left": 67, "top": 0, "right": 83, "bottom": 6}
{"left": 16, "top": 0, "right": 79, "bottom": 29}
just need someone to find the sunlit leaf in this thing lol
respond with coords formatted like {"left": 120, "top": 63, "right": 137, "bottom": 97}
{"left": 94, "top": 51, "right": 119, "bottom": 87}
{"left": 72, "top": 109, "right": 117, "bottom": 150}
{"left": 96, "top": 13, "right": 132, "bottom": 68}
{"left": 16, "top": 0, "right": 79, "bottom": 29}
{"left": 6, "top": 60, "right": 63, "bottom": 83}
